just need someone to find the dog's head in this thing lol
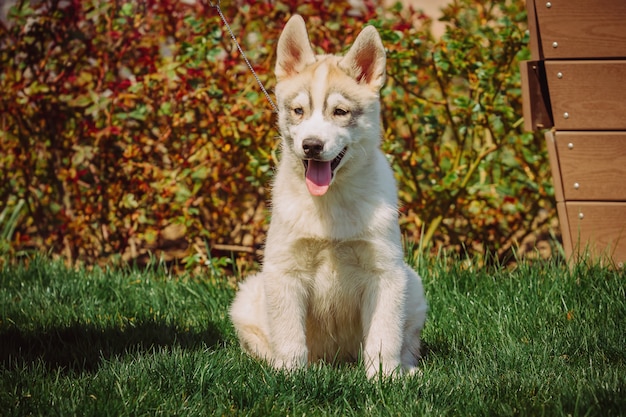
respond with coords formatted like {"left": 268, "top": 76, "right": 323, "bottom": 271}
{"left": 274, "top": 15, "right": 386, "bottom": 196}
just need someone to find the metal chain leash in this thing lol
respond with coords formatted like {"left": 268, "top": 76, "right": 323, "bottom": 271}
{"left": 209, "top": 0, "right": 279, "bottom": 113}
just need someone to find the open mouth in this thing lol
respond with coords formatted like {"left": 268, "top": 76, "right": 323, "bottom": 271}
{"left": 302, "top": 147, "right": 347, "bottom": 196}
{"left": 302, "top": 147, "right": 347, "bottom": 173}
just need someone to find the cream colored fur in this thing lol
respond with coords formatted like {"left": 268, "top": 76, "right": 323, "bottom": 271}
{"left": 229, "top": 15, "right": 427, "bottom": 378}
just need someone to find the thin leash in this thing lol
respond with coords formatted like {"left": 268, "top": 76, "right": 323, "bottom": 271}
{"left": 209, "top": 0, "right": 279, "bottom": 113}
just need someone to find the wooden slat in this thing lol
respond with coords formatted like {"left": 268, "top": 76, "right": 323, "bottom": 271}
{"left": 520, "top": 61, "right": 553, "bottom": 132}
{"left": 545, "top": 61, "right": 626, "bottom": 130}
{"left": 555, "top": 132, "right": 626, "bottom": 201}
{"left": 534, "top": 0, "right": 626, "bottom": 59}
{"left": 544, "top": 131, "right": 564, "bottom": 203}
{"left": 525, "top": 0, "right": 542, "bottom": 61}
{"left": 556, "top": 201, "right": 573, "bottom": 261}
{"left": 565, "top": 202, "right": 626, "bottom": 267}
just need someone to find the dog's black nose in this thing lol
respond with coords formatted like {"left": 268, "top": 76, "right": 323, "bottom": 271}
{"left": 302, "top": 138, "right": 324, "bottom": 158}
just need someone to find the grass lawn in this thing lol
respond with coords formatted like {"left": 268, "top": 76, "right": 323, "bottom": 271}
{"left": 0, "top": 256, "right": 624, "bottom": 416}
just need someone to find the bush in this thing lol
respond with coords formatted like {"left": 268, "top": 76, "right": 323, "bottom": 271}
{"left": 0, "top": 0, "right": 555, "bottom": 271}
{"left": 377, "top": 1, "right": 555, "bottom": 261}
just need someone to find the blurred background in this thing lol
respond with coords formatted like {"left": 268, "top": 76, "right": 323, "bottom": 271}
{"left": 0, "top": 0, "right": 558, "bottom": 275}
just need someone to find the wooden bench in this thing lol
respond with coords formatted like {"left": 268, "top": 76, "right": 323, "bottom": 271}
{"left": 520, "top": 0, "right": 626, "bottom": 267}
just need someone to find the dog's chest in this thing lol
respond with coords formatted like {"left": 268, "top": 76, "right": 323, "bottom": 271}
{"left": 293, "top": 239, "right": 376, "bottom": 312}
{"left": 293, "top": 239, "right": 376, "bottom": 361}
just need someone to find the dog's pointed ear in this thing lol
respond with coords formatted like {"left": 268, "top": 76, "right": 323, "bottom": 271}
{"left": 339, "top": 26, "right": 386, "bottom": 90}
{"left": 275, "top": 15, "right": 316, "bottom": 81}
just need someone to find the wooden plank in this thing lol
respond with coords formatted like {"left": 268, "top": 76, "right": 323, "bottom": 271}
{"left": 535, "top": 0, "right": 626, "bottom": 59}
{"left": 520, "top": 61, "right": 553, "bottom": 132}
{"left": 565, "top": 202, "right": 626, "bottom": 267}
{"left": 544, "top": 130, "right": 564, "bottom": 203}
{"left": 545, "top": 61, "right": 626, "bottom": 130}
{"left": 556, "top": 201, "right": 573, "bottom": 262}
{"left": 525, "top": 0, "right": 542, "bottom": 61}
{"left": 555, "top": 132, "right": 626, "bottom": 201}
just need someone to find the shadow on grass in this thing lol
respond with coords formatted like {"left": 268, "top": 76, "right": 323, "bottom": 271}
{"left": 0, "top": 320, "right": 223, "bottom": 373}
{"left": 420, "top": 336, "right": 466, "bottom": 363}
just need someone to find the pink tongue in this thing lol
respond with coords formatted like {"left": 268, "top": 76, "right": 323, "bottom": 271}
{"left": 305, "top": 160, "right": 332, "bottom": 196}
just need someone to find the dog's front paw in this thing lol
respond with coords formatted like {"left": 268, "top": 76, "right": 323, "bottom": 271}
{"left": 405, "top": 366, "right": 423, "bottom": 377}
{"left": 272, "top": 347, "right": 308, "bottom": 371}
{"left": 365, "top": 356, "right": 402, "bottom": 379}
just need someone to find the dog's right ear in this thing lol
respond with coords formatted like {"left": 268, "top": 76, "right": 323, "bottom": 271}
{"left": 275, "top": 15, "right": 316, "bottom": 81}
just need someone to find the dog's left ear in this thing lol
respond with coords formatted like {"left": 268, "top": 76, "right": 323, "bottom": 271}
{"left": 339, "top": 26, "right": 386, "bottom": 90}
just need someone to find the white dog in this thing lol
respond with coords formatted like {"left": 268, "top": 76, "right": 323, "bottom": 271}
{"left": 229, "top": 15, "right": 427, "bottom": 378}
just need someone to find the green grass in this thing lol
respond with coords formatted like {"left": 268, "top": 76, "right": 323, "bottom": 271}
{"left": 1, "top": 256, "right": 624, "bottom": 416}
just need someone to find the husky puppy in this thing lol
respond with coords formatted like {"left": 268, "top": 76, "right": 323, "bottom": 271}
{"left": 229, "top": 15, "right": 427, "bottom": 377}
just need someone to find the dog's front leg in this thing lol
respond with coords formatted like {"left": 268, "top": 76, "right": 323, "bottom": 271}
{"left": 264, "top": 272, "right": 309, "bottom": 370}
{"left": 362, "top": 269, "right": 407, "bottom": 378}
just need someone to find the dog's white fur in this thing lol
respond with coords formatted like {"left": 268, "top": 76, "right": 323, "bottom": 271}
{"left": 229, "top": 15, "right": 427, "bottom": 378}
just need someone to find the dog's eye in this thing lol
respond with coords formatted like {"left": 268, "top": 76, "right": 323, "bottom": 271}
{"left": 333, "top": 108, "right": 349, "bottom": 117}
{"left": 293, "top": 107, "right": 304, "bottom": 116}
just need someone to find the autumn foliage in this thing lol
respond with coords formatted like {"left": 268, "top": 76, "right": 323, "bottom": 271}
{"left": 0, "top": 0, "right": 556, "bottom": 271}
